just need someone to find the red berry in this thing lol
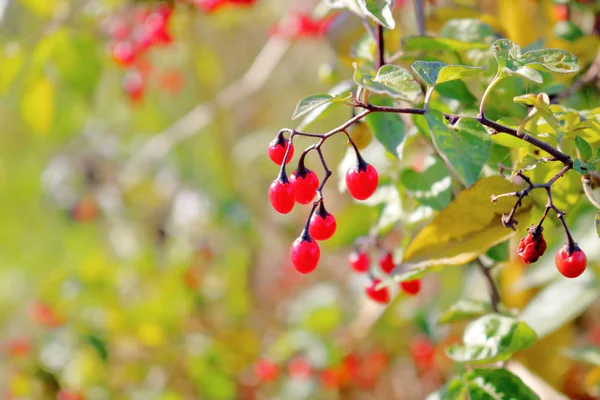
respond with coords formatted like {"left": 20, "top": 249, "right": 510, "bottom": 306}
{"left": 268, "top": 136, "right": 294, "bottom": 165}
{"left": 400, "top": 279, "right": 421, "bottom": 295}
{"left": 290, "top": 236, "right": 320, "bottom": 274}
{"left": 290, "top": 168, "right": 319, "bottom": 204}
{"left": 288, "top": 357, "right": 312, "bottom": 379}
{"left": 269, "top": 176, "right": 295, "bottom": 214}
{"left": 144, "top": 11, "right": 172, "bottom": 45}
{"left": 379, "top": 251, "right": 394, "bottom": 274}
{"left": 57, "top": 390, "right": 84, "bottom": 400}
{"left": 123, "top": 70, "right": 144, "bottom": 102}
{"left": 555, "top": 244, "right": 587, "bottom": 278}
{"left": 346, "top": 163, "right": 378, "bottom": 200}
{"left": 308, "top": 204, "right": 336, "bottom": 240}
{"left": 365, "top": 279, "right": 390, "bottom": 304}
{"left": 517, "top": 228, "right": 547, "bottom": 264}
{"left": 112, "top": 41, "right": 136, "bottom": 66}
{"left": 553, "top": 4, "right": 569, "bottom": 22}
{"left": 349, "top": 251, "right": 370, "bottom": 273}
{"left": 254, "top": 358, "right": 279, "bottom": 382}
{"left": 319, "top": 367, "right": 346, "bottom": 389}
{"left": 227, "top": 0, "right": 256, "bottom": 5}
{"left": 105, "top": 17, "right": 130, "bottom": 40}
{"left": 410, "top": 335, "right": 435, "bottom": 369}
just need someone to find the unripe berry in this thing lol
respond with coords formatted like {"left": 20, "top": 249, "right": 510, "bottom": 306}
{"left": 517, "top": 227, "right": 547, "bottom": 264}
{"left": 269, "top": 175, "right": 295, "bottom": 214}
{"left": 268, "top": 136, "right": 294, "bottom": 165}
{"left": 346, "top": 162, "right": 378, "bottom": 201}
{"left": 365, "top": 279, "right": 390, "bottom": 304}
{"left": 347, "top": 121, "right": 373, "bottom": 150}
{"left": 290, "top": 235, "right": 320, "bottom": 274}
{"left": 555, "top": 244, "right": 587, "bottom": 278}
{"left": 379, "top": 251, "right": 394, "bottom": 274}
{"left": 290, "top": 168, "right": 319, "bottom": 204}
{"left": 400, "top": 279, "right": 421, "bottom": 295}
{"left": 308, "top": 203, "right": 336, "bottom": 240}
{"left": 349, "top": 251, "right": 370, "bottom": 273}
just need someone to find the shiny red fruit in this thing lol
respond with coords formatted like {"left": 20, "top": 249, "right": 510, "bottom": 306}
{"left": 288, "top": 357, "right": 312, "bottom": 379}
{"left": 123, "top": 70, "right": 144, "bottom": 102}
{"left": 517, "top": 229, "right": 547, "bottom": 264}
{"left": 268, "top": 137, "right": 294, "bottom": 165}
{"left": 400, "top": 279, "right": 421, "bottom": 295}
{"left": 112, "top": 41, "right": 136, "bottom": 66}
{"left": 290, "top": 236, "right": 320, "bottom": 274}
{"left": 365, "top": 279, "right": 390, "bottom": 304}
{"left": 290, "top": 169, "right": 319, "bottom": 204}
{"left": 556, "top": 244, "right": 587, "bottom": 278}
{"left": 269, "top": 177, "right": 295, "bottom": 214}
{"left": 379, "top": 252, "right": 394, "bottom": 274}
{"left": 346, "top": 163, "right": 378, "bottom": 200}
{"left": 309, "top": 205, "right": 336, "bottom": 241}
{"left": 254, "top": 358, "right": 279, "bottom": 382}
{"left": 349, "top": 251, "right": 370, "bottom": 273}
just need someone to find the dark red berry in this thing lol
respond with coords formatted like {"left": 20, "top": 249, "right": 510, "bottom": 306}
{"left": 290, "top": 169, "right": 319, "bottom": 204}
{"left": 269, "top": 177, "right": 295, "bottom": 214}
{"left": 268, "top": 136, "right": 294, "bottom": 165}
{"left": 518, "top": 227, "right": 547, "bottom": 264}
{"left": 254, "top": 358, "right": 279, "bottom": 382}
{"left": 290, "top": 236, "right": 320, "bottom": 274}
{"left": 349, "top": 251, "right": 370, "bottom": 273}
{"left": 112, "top": 41, "right": 136, "bottom": 67}
{"left": 365, "top": 279, "right": 390, "bottom": 304}
{"left": 308, "top": 203, "right": 336, "bottom": 240}
{"left": 379, "top": 252, "right": 394, "bottom": 274}
{"left": 346, "top": 163, "right": 378, "bottom": 200}
{"left": 400, "top": 279, "right": 421, "bottom": 295}
{"left": 555, "top": 244, "right": 587, "bottom": 278}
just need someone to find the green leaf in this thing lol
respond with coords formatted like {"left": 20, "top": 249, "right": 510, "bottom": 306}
{"left": 573, "top": 158, "right": 596, "bottom": 175}
{"left": 426, "top": 377, "right": 466, "bottom": 400}
{"left": 464, "top": 369, "right": 540, "bottom": 400}
{"left": 425, "top": 110, "right": 491, "bottom": 187}
{"left": 492, "top": 39, "right": 580, "bottom": 84}
{"left": 440, "top": 19, "right": 497, "bottom": 45}
{"left": 575, "top": 136, "right": 593, "bottom": 161}
{"left": 411, "top": 61, "right": 485, "bottom": 87}
{"left": 513, "top": 93, "right": 551, "bottom": 110}
{"left": 438, "top": 299, "right": 491, "bottom": 325}
{"left": 400, "top": 176, "right": 533, "bottom": 270}
{"left": 521, "top": 277, "right": 600, "bottom": 339}
{"left": 400, "top": 156, "right": 452, "bottom": 211}
{"left": 563, "top": 347, "right": 600, "bottom": 367}
{"left": 292, "top": 93, "right": 336, "bottom": 120}
{"left": 296, "top": 80, "right": 354, "bottom": 130}
{"left": 364, "top": 96, "right": 406, "bottom": 157}
{"left": 446, "top": 314, "right": 537, "bottom": 364}
{"left": 353, "top": 63, "right": 422, "bottom": 102}
{"left": 359, "top": 0, "right": 395, "bottom": 29}
{"left": 404, "top": 36, "right": 488, "bottom": 52}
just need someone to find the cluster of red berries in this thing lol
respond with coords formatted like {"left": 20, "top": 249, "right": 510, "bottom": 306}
{"left": 268, "top": 132, "right": 379, "bottom": 275}
{"left": 518, "top": 225, "right": 587, "bottom": 278}
{"left": 253, "top": 351, "right": 389, "bottom": 389}
{"left": 350, "top": 249, "right": 422, "bottom": 304}
{"left": 103, "top": 2, "right": 176, "bottom": 102}
{"left": 270, "top": 12, "right": 333, "bottom": 40}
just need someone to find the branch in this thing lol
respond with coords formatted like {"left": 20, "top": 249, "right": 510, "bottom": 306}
{"left": 376, "top": 24, "right": 385, "bottom": 70}
{"left": 120, "top": 36, "right": 291, "bottom": 186}
{"left": 476, "top": 259, "right": 500, "bottom": 313}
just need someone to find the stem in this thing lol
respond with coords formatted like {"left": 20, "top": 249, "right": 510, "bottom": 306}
{"left": 479, "top": 74, "right": 502, "bottom": 118}
{"left": 376, "top": 24, "right": 385, "bottom": 70}
{"left": 476, "top": 259, "right": 500, "bottom": 313}
{"left": 414, "top": 0, "right": 426, "bottom": 36}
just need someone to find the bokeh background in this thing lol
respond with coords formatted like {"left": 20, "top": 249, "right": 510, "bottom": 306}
{"left": 1, "top": 0, "right": 600, "bottom": 399}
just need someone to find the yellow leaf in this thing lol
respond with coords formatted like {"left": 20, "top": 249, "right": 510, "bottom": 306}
{"left": 402, "top": 176, "right": 532, "bottom": 269}
{"left": 20, "top": 77, "right": 54, "bottom": 135}
{"left": 137, "top": 323, "right": 166, "bottom": 348}
{"left": 19, "top": 0, "right": 57, "bottom": 17}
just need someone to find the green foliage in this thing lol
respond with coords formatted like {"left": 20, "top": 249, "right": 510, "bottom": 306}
{"left": 353, "top": 63, "right": 422, "bottom": 102}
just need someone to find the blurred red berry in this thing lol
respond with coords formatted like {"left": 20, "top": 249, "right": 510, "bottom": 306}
{"left": 287, "top": 357, "right": 312, "bottom": 379}
{"left": 122, "top": 70, "right": 144, "bottom": 103}
{"left": 254, "top": 358, "right": 279, "bottom": 382}
{"left": 400, "top": 279, "right": 421, "bottom": 296}
{"left": 365, "top": 279, "right": 390, "bottom": 304}
{"left": 349, "top": 251, "right": 370, "bottom": 273}
{"left": 29, "top": 301, "right": 62, "bottom": 328}
{"left": 410, "top": 335, "right": 435, "bottom": 369}
{"left": 111, "top": 41, "right": 136, "bottom": 67}
{"left": 379, "top": 251, "right": 394, "bottom": 274}
{"left": 5, "top": 338, "right": 31, "bottom": 357}
{"left": 57, "top": 390, "right": 84, "bottom": 400}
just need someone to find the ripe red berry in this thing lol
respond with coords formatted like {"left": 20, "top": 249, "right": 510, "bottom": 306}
{"left": 123, "top": 70, "right": 144, "bottom": 102}
{"left": 553, "top": 4, "right": 569, "bottom": 22}
{"left": 400, "top": 279, "right": 421, "bottom": 295}
{"left": 379, "top": 251, "right": 394, "bottom": 274}
{"left": 555, "top": 244, "right": 587, "bottom": 278}
{"left": 349, "top": 251, "right": 370, "bottom": 273}
{"left": 268, "top": 136, "right": 294, "bottom": 165}
{"left": 290, "top": 168, "right": 319, "bottom": 204}
{"left": 346, "top": 162, "right": 378, "bottom": 201}
{"left": 269, "top": 175, "right": 295, "bottom": 214}
{"left": 112, "top": 41, "right": 136, "bottom": 67}
{"left": 517, "top": 227, "right": 547, "bottom": 264}
{"left": 254, "top": 358, "right": 279, "bottom": 382}
{"left": 309, "top": 203, "right": 336, "bottom": 240}
{"left": 288, "top": 357, "right": 312, "bottom": 379}
{"left": 290, "top": 235, "right": 320, "bottom": 274}
{"left": 365, "top": 279, "right": 390, "bottom": 304}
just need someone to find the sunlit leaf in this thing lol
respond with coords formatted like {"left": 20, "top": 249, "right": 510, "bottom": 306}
{"left": 292, "top": 94, "right": 337, "bottom": 120}
{"left": 353, "top": 63, "right": 422, "bottom": 102}
{"left": 438, "top": 299, "right": 491, "bottom": 325}
{"left": 364, "top": 95, "right": 406, "bottom": 157}
{"left": 463, "top": 369, "right": 540, "bottom": 399}
{"left": 575, "top": 136, "right": 593, "bottom": 161}
{"left": 411, "top": 61, "right": 485, "bottom": 87}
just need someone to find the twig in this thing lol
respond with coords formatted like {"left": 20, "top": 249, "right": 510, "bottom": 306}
{"left": 475, "top": 259, "right": 500, "bottom": 313}
{"left": 414, "top": 0, "right": 425, "bottom": 36}
{"left": 120, "top": 36, "right": 291, "bottom": 186}
{"left": 376, "top": 24, "right": 385, "bottom": 69}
